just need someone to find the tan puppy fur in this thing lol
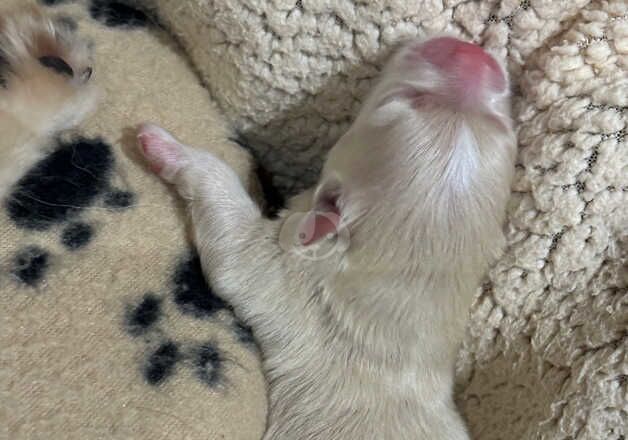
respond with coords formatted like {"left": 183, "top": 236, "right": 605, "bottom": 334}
{"left": 138, "top": 37, "right": 516, "bottom": 439}
{"left": 0, "top": 5, "right": 97, "bottom": 200}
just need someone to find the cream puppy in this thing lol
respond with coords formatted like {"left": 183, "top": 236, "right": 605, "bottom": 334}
{"left": 0, "top": 6, "right": 96, "bottom": 200}
{"left": 138, "top": 36, "right": 516, "bottom": 440}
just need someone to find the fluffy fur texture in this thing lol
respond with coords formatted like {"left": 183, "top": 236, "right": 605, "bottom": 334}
{"left": 138, "top": 37, "right": 516, "bottom": 439}
{"left": 0, "top": 5, "right": 97, "bottom": 201}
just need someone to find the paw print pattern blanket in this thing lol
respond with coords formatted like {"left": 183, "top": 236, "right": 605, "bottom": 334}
{"left": 1, "top": 1, "right": 266, "bottom": 439}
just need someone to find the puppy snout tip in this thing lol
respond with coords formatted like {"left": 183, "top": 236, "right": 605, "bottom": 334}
{"left": 38, "top": 55, "right": 93, "bottom": 84}
{"left": 420, "top": 37, "right": 506, "bottom": 94}
{"left": 80, "top": 67, "right": 92, "bottom": 83}
{"left": 38, "top": 55, "right": 74, "bottom": 77}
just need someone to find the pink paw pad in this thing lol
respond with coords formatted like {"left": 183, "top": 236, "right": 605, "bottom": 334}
{"left": 137, "top": 123, "right": 184, "bottom": 176}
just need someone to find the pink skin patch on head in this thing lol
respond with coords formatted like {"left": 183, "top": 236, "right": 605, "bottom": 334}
{"left": 420, "top": 37, "right": 506, "bottom": 93}
{"left": 137, "top": 123, "right": 183, "bottom": 175}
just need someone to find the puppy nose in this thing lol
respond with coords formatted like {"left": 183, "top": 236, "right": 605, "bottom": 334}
{"left": 38, "top": 56, "right": 74, "bottom": 77}
{"left": 80, "top": 67, "right": 93, "bottom": 83}
{"left": 420, "top": 37, "right": 506, "bottom": 94}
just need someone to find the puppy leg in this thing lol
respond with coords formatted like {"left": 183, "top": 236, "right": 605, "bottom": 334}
{"left": 137, "top": 124, "right": 286, "bottom": 320}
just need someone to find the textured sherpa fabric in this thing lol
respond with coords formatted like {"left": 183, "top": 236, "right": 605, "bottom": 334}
{"left": 151, "top": 0, "right": 625, "bottom": 194}
{"left": 152, "top": 1, "right": 626, "bottom": 439}
{"left": 0, "top": 1, "right": 266, "bottom": 439}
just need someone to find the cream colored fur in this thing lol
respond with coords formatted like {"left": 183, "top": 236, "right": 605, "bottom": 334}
{"left": 0, "top": 5, "right": 97, "bottom": 200}
{"left": 138, "top": 37, "right": 516, "bottom": 439}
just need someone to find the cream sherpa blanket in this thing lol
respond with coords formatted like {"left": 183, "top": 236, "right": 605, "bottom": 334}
{"left": 2, "top": 0, "right": 627, "bottom": 439}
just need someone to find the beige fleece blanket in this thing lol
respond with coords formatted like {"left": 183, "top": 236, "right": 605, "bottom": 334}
{"left": 1, "top": 1, "right": 265, "bottom": 439}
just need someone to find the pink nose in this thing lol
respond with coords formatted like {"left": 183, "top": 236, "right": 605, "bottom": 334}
{"left": 421, "top": 37, "right": 506, "bottom": 94}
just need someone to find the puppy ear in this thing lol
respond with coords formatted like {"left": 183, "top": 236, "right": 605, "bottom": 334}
{"left": 297, "top": 174, "right": 343, "bottom": 246}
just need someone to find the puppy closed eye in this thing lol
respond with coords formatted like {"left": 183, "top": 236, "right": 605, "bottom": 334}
{"left": 38, "top": 55, "right": 74, "bottom": 77}
{"left": 398, "top": 87, "right": 433, "bottom": 108}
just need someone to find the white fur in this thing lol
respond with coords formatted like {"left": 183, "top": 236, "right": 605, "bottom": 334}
{"left": 138, "top": 36, "right": 516, "bottom": 440}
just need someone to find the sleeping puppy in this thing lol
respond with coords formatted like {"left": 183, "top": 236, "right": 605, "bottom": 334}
{"left": 0, "top": 5, "right": 96, "bottom": 201}
{"left": 138, "top": 36, "right": 516, "bottom": 440}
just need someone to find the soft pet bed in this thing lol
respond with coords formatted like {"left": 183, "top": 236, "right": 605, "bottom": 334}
{"left": 1, "top": 1, "right": 626, "bottom": 439}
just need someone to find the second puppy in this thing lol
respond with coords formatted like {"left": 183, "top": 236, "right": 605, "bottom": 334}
{"left": 0, "top": 6, "right": 96, "bottom": 201}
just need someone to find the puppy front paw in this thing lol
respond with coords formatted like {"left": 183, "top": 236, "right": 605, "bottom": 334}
{"left": 137, "top": 123, "right": 252, "bottom": 213}
{"left": 137, "top": 123, "right": 189, "bottom": 181}
{"left": 0, "top": 6, "right": 97, "bottom": 135}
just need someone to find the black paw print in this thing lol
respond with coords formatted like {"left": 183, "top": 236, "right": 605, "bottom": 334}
{"left": 11, "top": 246, "right": 50, "bottom": 287}
{"left": 42, "top": 0, "right": 153, "bottom": 29}
{"left": 142, "top": 340, "right": 226, "bottom": 389}
{"left": 124, "top": 252, "right": 257, "bottom": 389}
{"left": 5, "top": 137, "right": 136, "bottom": 287}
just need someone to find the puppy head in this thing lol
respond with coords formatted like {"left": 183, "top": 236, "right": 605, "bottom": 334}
{"left": 0, "top": 5, "right": 96, "bottom": 134}
{"left": 299, "top": 37, "right": 516, "bottom": 273}
{"left": 0, "top": 6, "right": 93, "bottom": 84}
